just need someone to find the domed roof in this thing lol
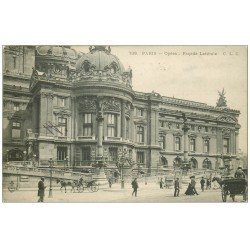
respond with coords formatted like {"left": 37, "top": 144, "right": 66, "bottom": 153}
{"left": 36, "top": 46, "right": 78, "bottom": 60}
{"left": 75, "top": 46, "right": 125, "bottom": 73}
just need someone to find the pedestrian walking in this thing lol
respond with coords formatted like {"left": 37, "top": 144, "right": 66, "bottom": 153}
{"left": 174, "top": 178, "right": 180, "bottom": 197}
{"left": 108, "top": 176, "right": 112, "bottom": 188}
{"left": 200, "top": 177, "right": 205, "bottom": 192}
{"left": 206, "top": 178, "right": 211, "bottom": 190}
{"left": 159, "top": 178, "right": 164, "bottom": 189}
{"left": 190, "top": 176, "right": 199, "bottom": 195}
{"left": 38, "top": 177, "right": 46, "bottom": 202}
{"left": 131, "top": 178, "right": 139, "bottom": 197}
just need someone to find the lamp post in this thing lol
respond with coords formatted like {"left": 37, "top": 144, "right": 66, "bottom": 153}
{"left": 48, "top": 158, "right": 54, "bottom": 198}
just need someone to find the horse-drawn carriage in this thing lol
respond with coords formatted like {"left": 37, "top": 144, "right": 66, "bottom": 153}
{"left": 220, "top": 178, "right": 247, "bottom": 202}
{"left": 56, "top": 178, "right": 99, "bottom": 193}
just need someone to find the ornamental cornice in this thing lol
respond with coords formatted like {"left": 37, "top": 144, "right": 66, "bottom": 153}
{"left": 53, "top": 109, "right": 71, "bottom": 117}
{"left": 134, "top": 119, "right": 147, "bottom": 126}
{"left": 173, "top": 132, "right": 183, "bottom": 137}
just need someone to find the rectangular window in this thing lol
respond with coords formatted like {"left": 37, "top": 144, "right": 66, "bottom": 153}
{"left": 57, "top": 147, "right": 67, "bottom": 161}
{"left": 175, "top": 137, "right": 181, "bottom": 151}
{"left": 160, "top": 121, "right": 164, "bottom": 127}
{"left": 159, "top": 135, "right": 166, "bottom": 150}
{"left": 82, "top": 147, "right": 91, "bottom": 161}
{"left": 109, "top": 148, "right": 118, "bottom": 162}
{"left": 137, "top": 126, "right": 144, "bottom": 143}
{"left": 137, "top": 152, "right": 144, "bottom": 164}
{"left": 204, "top": 140, "right": 209, "bottom": 153}
{"left": 191, "top": 125, "right": 195, "bottom": 131}
{"left": 58, "top": 117, "right": 67, "bottom": 136}
{"left": 12, "top": 121, "right": 21, "bottom": 138}
{"left": 13, "top": 103, "right": 20, "bottom": 111}
{"left": 107, "top": 114, "right": 117, "bottom": 137}
{"left": 223, "top": 138, "right": 230, "bottom": 154}
{"left": 83, "top": 113, "right": 92, "bottom": 136}
{"left": 205, "top": 126, "right": 209, "bottom": 132}
{"left": 176, "top": 123, "right": 180, "bottom": 129}
{"left": 190, "top": 138, "right": 196, "bottom": 152}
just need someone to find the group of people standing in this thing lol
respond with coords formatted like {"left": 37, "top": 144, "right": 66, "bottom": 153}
{"left": 173, "top": 176, "right": 212, "bottom": 197}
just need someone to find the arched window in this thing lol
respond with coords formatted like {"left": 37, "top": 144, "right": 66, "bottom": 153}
{"left": 82, "top": 60, "right": 90, "bottom": 73}
{"left": 173, "top": 156, "right": 182, "bottom": 168}
{"left": 203, "top": 158, "right": 212, "bottom": 169}
{"left": 190, "top": 157, "right": 198, "bottom": 169}
{"left": 110, "top": 62, "right": 118, "bottom": 74}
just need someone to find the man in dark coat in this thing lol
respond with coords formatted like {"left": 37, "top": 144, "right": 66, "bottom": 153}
{"left": 200, "top": 177, "right": 205, "bottom": 192}
{"left": 234, "top": 167, "right": 245, "bottom": 179}
{"left": 160, "top": 178, "right": 164, "bottom": 189}
{"left": 206, "top": 178, "right": 211, "bottom": 190}
{"left": 174, "top": 178, "right": 180, "bottom": 197}
{"left": 131, "top": 178, "right": 139, "bottom": 197}
{"left": 38, "top": 177, "right": 45, "bottom": 202}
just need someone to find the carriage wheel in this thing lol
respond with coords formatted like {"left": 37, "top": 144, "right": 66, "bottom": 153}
{"left": 222, "top": 191, "right": 227, "bottom": 202}
{"left": 91, "top": 183, "right": 99, "bottom": 192}
{"left": 87, "top": 185, "right": 92, "bottom": 192}
{"left": 243, "top": 187, "right": 248, "bottom": 202}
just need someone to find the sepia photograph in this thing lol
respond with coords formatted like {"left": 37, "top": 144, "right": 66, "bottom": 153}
{"left": 2, "top": 45, "right": 248, "bottom": 203}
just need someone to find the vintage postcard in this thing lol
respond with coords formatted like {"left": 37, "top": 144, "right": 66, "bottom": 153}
{"left": 2, "top": 45, "right": 247, "bottom": 203}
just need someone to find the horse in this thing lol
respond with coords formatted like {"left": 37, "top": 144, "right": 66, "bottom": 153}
{"left": 56, "top": 179, "right": 78, "bottom": 193}
{"left": 212, "top": 177, "right": 223, "bottom": 188}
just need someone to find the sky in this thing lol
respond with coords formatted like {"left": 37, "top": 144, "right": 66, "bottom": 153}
{"left": 73, "top": 46, "right": 247, "bottom": 153}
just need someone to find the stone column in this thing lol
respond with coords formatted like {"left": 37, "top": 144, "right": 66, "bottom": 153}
{"left": 39, "top": 92, "right": 48, "bottom": 136}
{"left": 130, "top": 106, "right": 134, "bottom": 141}
{"left": 47, "top": 93, "right": 54, "bottom": 136}
{"left": 121, "top": 100, "right": 126, "bottom": 140}
{"left": 183, "top": 125, "right": 189, "bottom": 162}
{"left": 235, "top": 129, "right": 239, "bottom": 157}
{"left": 96, "top": 98, "right": 104, "bottom": 160}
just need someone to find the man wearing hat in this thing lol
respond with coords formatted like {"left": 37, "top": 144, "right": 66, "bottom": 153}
{"left": 234, "top": 167, "right": 245, "bottom": 179}
{"left": 174, "top": 178, "right": 180, "bottom": 197}
{"left": 38, "top": 177, "right": 46, "bottom": 202}
{"left": 131, "top": 178, "right": 139, "bottom": 197}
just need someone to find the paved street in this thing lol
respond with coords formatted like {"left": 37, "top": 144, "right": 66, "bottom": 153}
{"left": 2, "top": 181, "right": 246, "bottom": 203}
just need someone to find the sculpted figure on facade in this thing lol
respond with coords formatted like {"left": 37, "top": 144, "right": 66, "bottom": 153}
{"left": 103, "top": 97, "right": 121, "bottom": 112}
{"left": 216, "top": 88, "right": 227, "bottom": 107}
{"left": 78, "top": 96, "right": 97, "bottom": 113}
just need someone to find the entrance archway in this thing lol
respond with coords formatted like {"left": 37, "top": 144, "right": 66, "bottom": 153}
{"left": 190, "top": 157, "right": 198, "bottom": 169}
{"left": 202, "top": 158, "right": 212, "bottom": 169}
{"left": 173, "top": 156, "right": 182, "bottom": 168}
{"left": 7, "top": 148, "right": 24, "bottom": 161}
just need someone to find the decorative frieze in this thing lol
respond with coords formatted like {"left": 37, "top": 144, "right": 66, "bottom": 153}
{"left": 78, "top": 96, "right": 97, "bottom": 113}
{"left": 103, "top": 97, "right": 121, "bottom": 113}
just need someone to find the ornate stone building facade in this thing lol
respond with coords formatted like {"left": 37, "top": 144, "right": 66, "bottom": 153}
{"left": 3, "top": 45, "right": 241, "bottom": 171}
